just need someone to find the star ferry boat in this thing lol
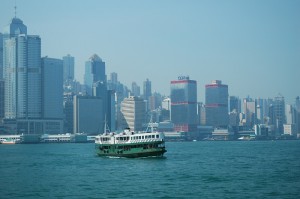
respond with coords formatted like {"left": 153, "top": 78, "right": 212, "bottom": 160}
{"left": 95, "top": 128, "right": 167, "bottom": 158}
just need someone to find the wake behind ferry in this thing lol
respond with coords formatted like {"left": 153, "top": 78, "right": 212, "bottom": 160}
{"left": 95, "top": 128, "right": 167, "bottom": 158}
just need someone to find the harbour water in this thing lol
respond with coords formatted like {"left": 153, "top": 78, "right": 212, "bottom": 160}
{"left": 1, "top": 141, "right": 300, "bottom": 198}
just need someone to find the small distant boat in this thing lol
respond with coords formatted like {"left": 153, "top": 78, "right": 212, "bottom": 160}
{"left": 1, "top": 138, "right": 21, "bottom": 144}
{"left": 238, "top": 136, "right": 251, "bottom": 141}
{"left": 95, "top": 128, "right": 167, "bottom": 158}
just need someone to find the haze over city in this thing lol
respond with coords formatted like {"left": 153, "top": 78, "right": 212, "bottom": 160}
{"left": 1, "top": 0, "right": 299, "bottom": 103}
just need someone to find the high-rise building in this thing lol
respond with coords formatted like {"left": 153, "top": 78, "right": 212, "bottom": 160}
{"left": 73, "top": 95, "right": 104, "bottom": 134}
{"left": 3, "top": 17, "right": 42, "bottom": 119}
{"left": 295, "top": 96, "right": 300, "bottom": 134}
{"left": 120, "top": 96, "right": 145, "bottom": 131}
{"left": 107, "top": 90, "right": 116, "bottom": 132}
{"left": 243, "top": 97, "right": 256, "bottom": 128}
{"left": 161, "top": 97, "right": 171, "bottom": 122}
{"left": 63, "top": 54, "right": 74, "bottom": 82}
{"left": 0, "top": 80, "right": 4, "bottom": 119}
{"left": 143, "top": 78, "right": 151, "bottom": 100}
{"left": 285, "top": 104, "right": 296, "bottom": 125}
{"left": 131, "top": 82, "right": 140, "bottom": 97}
{"left": 162, "top": 98, "right": 171, "bottom": 111}
{"left": 107, "top": 72, "right": 118, "bottom": 91}
{"left": 198, "top": 102, "right": 206, "bottom": 126}
{"left": 110, "top": 72, "right": 118, "bottom": 85}
{"left": 170, "top": 76, "right": 197, "bottom": 132}
{"left": 205, "top": 80, "right": 228, "bottom": 128}
{"left": 84, "top": 54, "right": 106, "bottom": 95}
{"left": 271, "top": 95, "right": 286, "bottom": 136}
{"left": 0, "top": 33, "right": 3, "bottom": 79}
{"left": 41, "top": 57, "right": 63, "bottom": 119}
{"left": 92, "top": 80, "right": 109, "bottom": 130}
{"left": 229, "top": 96, "right": 241, "bottom": 113}
{"left": 63, "top": 93, "right": 74, "bottom": 133}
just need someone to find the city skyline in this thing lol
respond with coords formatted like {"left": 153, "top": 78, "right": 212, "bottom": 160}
{"left": 1, "top": 0, "right": 299, "bottom": 103}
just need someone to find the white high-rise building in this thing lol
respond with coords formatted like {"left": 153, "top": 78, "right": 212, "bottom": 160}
{"left": 3, "top": 17, "right": 41, "bottom": 119}
{"left": 121, "top": 96, "right": 145, "bottom": 131}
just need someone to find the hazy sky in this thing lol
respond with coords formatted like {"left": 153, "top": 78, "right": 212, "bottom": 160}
{"left": 1, "top": 0, "right": 299, "bottom": 103}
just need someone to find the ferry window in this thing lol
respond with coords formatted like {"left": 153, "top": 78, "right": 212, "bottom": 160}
{"left": 139, "top": 136, "right": 141, "bottom": 139}
{"left": 156, "top": 135, "right": 159, "bottom": 138}
{"left": 142, "top": 136, "right": 144, "bottom": 139}
{"left": 152, "top": 135, "right": 155, "bottom": 138}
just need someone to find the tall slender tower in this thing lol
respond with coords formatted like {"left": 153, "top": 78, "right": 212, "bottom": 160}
{"left": 205, "top": 80, "right": 228, "bottom": 128}
{"left": 3, "top": 17, "right": 42, "bottom": 119}
{"left": 0, "top": 33, "right": 3, "bottom": 79}
{"left": 272, "top": 95, "right": 285, "bottom": 136}
{"left": 63, "top": 54, "right": 74, "bottom": 82}
{"left": 143, "top": 78, "right": 152, "bottom": 100}
{"left": 170, "top": 76, "right": 197, "bottom": 132}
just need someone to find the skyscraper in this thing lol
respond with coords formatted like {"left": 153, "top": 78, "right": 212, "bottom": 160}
{"left": 295, "top": 96, "right": 300, "bottom": 134}
{"left": 0, "top": 80, "right": 4, "bottom": 119}
{"left": 63, "top": 54, "right": 74, "bottom": 82}
{"left": 205, "top": 80, "right": 228, "bottom": 128}
{"left": 170, "top": 76, "right": 197, "bottom": 132}
{"left": 92, "top": 80, "right": 108, "bottom": 131}
{"left": 229, "top": 96, "right": 241, "bottom": 113}
{"left": 73, "top": 95, "right": 104, "bottom": 134}
{"left": 0, "top": 33, "right": 3, "bottom": 79}
{"left": 3, "top": 17, "right": 42, "bottom": 119}
{"left": 110, "top": 72, "right": 118, "bottom": 85}
{"left": 285, "top": 104, "right": 296, "bottom": 125}
{"left": 41, "top": 57, "right": 63, "bottom": 119}
{"left": 143, "top": 78, "right": 152, "bottom": 100}
{"left": 84, "top": 54, "right": 106, "bottom": 95}
{"left": 120, "top": 96, "right": 145, "bottom": 131}
{"left": 131, "top": 82, "right": 140, "bottom": 97}
{"left": 271, "top": 95, "right": 286, "bottom": 136}
{"left": 243, "top": 97, "right": 256, "bottom": 128}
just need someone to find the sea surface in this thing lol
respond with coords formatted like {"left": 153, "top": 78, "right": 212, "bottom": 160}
{"left": 1, "top": 141, "right": 300, "bottom": 199}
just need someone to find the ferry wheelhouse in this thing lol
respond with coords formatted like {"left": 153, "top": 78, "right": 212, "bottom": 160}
{"left": 95, "top": 128, "right": 166, "bottom": 158}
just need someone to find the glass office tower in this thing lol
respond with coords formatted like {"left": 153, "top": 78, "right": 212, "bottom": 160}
{"left": 170, "top": 76, "right": 197, "bottom": 132}
{"left": 84, "top": 54, "right": 106, "bottom": 95}
{"left": 205, "top": 80, "right": 228, "bottom": 128}
{"left": 63, "top": 54, "right": 74, "bottom": 82}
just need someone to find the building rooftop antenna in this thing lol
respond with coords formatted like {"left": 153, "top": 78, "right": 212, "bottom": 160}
{"left": 14, "top": 0, "right": 17, "bottom": 18}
